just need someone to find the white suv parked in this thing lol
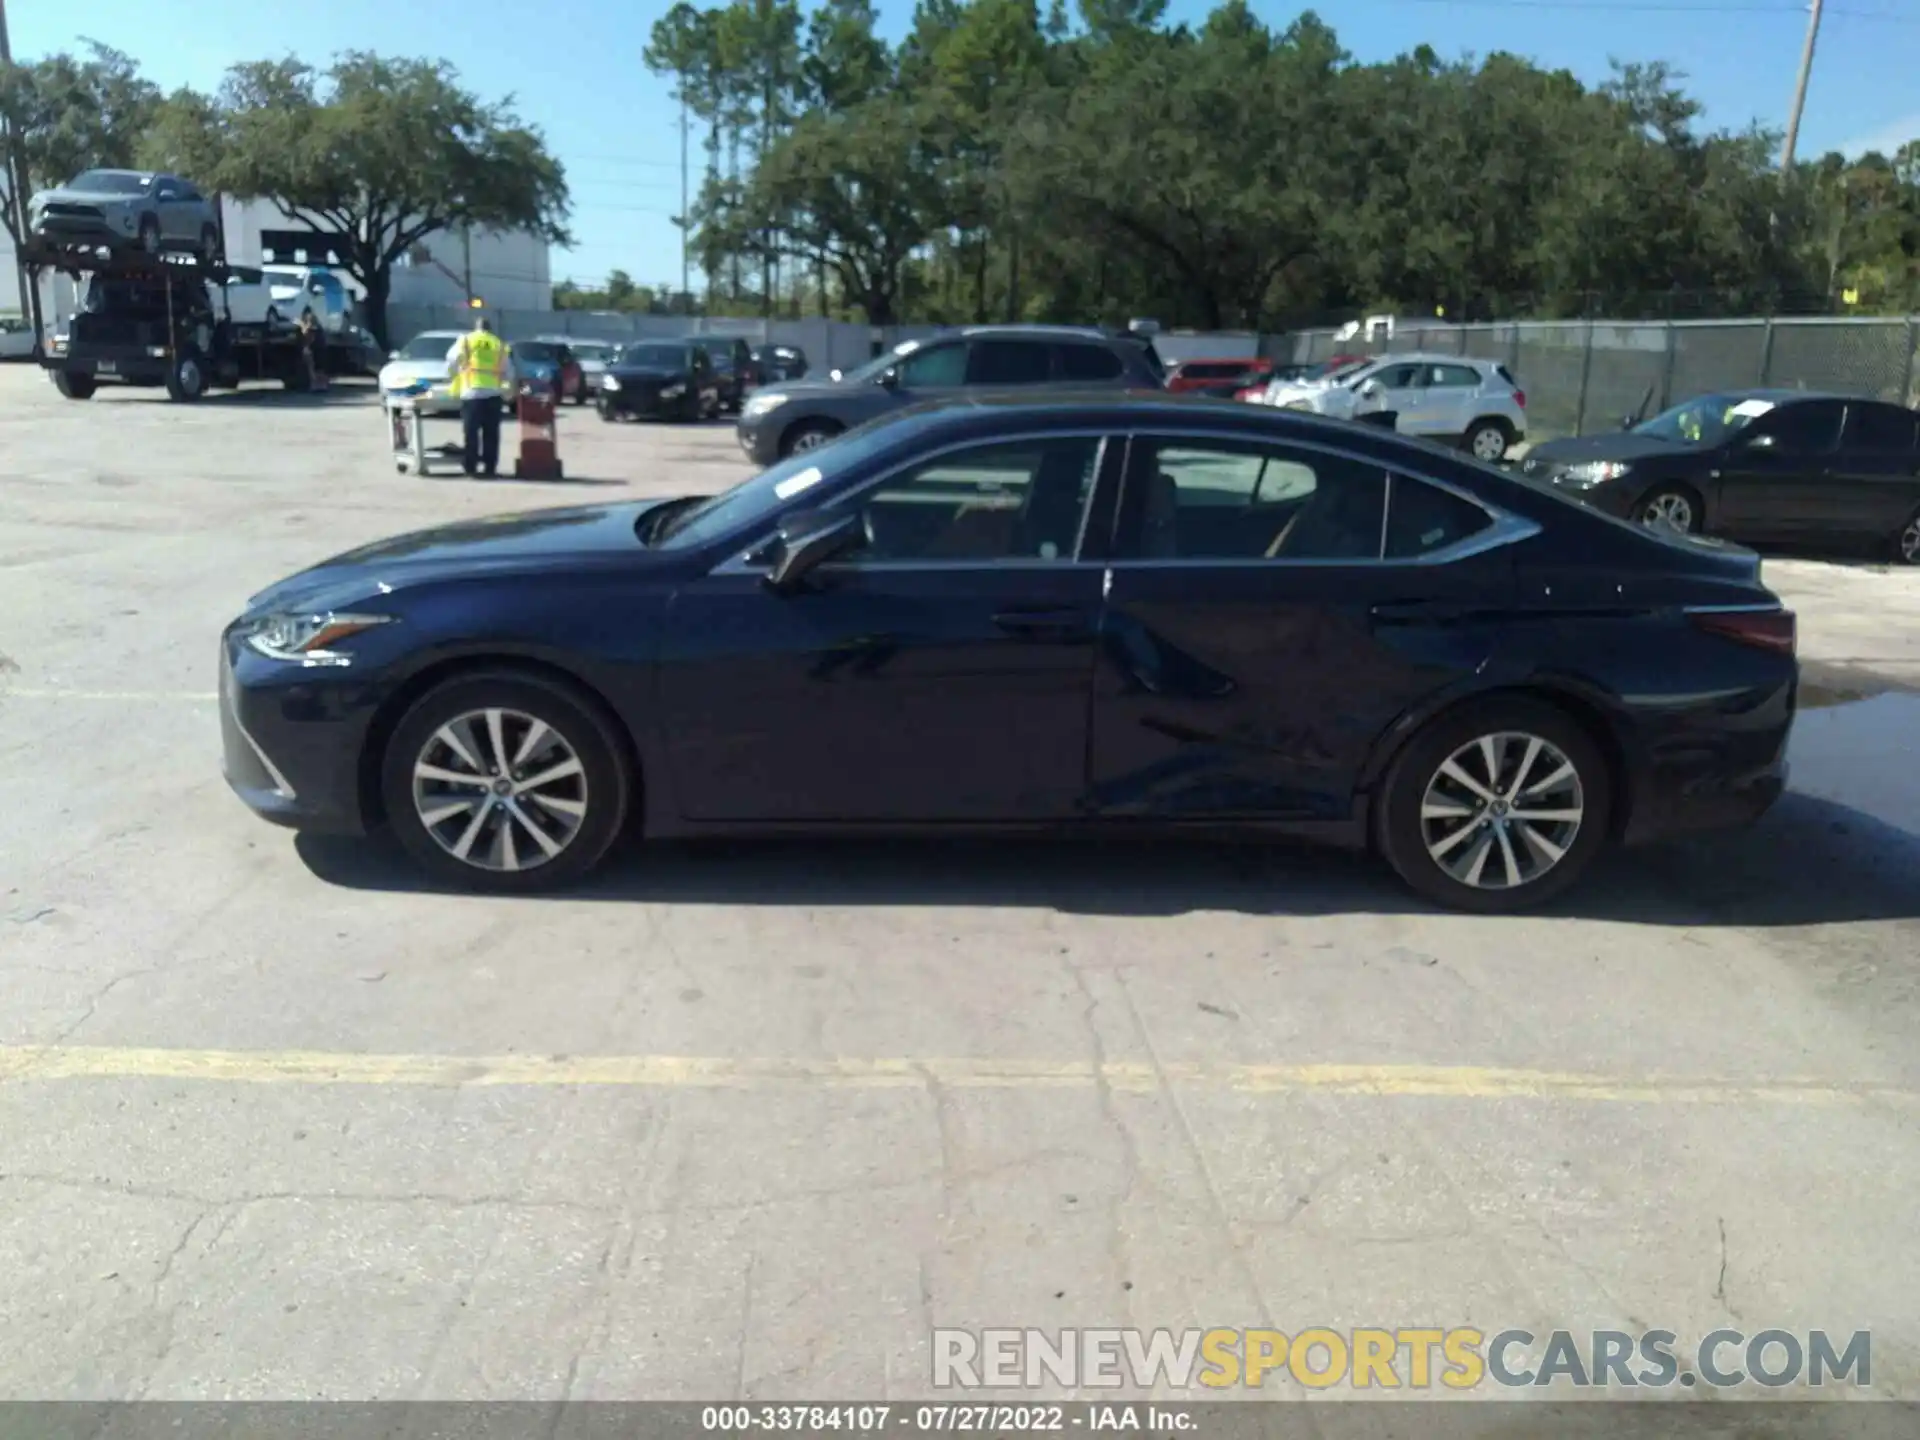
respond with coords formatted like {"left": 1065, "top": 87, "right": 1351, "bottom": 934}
{"left": 1272, "top": 352, "right": 1527, "bottom": 461}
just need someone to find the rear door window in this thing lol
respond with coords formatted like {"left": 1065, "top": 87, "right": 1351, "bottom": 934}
{"left": 1056, "top": 344, "right": 1124, "bottom": 382}
{"left": 1842, "top": 403, "right": 1918, "bottom": 455}
{"left": 1428, "top": 364, "right": 1482, "bottom": 390}
{"left": 1385, "top": 477, "right": 1493, "bottom": 558}
{"left": 965, "top": 339, "right": 1052, "bottom": 385}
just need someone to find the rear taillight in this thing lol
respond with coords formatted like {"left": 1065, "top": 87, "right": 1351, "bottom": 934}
{"left": 1513, "top": 388, "right": 1527, "bottom": 409}
{"left": 1689, "top": 607, "right": 1796, "bottom": 656}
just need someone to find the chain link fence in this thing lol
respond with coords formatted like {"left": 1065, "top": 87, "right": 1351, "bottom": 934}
{"left": 384, "top": 305, "right": 880, "bottom": 373}
{"left": 1280, "top": 316, "right": 1920, "bottom": 439}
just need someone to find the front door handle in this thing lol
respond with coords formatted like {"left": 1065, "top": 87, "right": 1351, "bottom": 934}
{"left": 992, "top": 608, "right": 1088, "bottom": 640}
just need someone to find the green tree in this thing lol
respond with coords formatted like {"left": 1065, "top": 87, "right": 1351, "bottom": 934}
{"left": 141, "top": 53, "right": 570, "bottom": 345}
{"left": 0, "top": 41, "right": 159, "bottom": 248}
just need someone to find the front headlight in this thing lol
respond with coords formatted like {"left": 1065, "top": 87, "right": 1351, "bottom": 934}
{"left": 660, "top": 382, "right": 686, "bottom": 400}
{"left": 245, "top": 612, "right": 392, "bottom": 666}
{"left": 601, "top": 376, "right": 621, "bottom": 392}
{"left": 742, "top": 391, "right": 787, "bottom": 419}
{"left": 1561, "top": 460, "right": 1632, "bottom": 487}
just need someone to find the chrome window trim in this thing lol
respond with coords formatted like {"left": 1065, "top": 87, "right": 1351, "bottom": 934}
{"left": 1104, "top": 425, "right": 1542, "bottom": 569}
{"left": 712, "top": 428, "right": 1117, "bottom": 577}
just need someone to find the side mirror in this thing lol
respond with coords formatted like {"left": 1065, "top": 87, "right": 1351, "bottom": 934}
{"left": 878, "top": 367, "right": 899, "bottom": 390}
{"left": 388, "top": 349, "right": 400, "bottom": 360}
{"left": 1620, "top": 415, "right": 1637, "bottom": 430}
{"left": 765, "top": 510, "right": 867, "bottom": 593}
{"left": 1743, "top": 432, "right": 1777, "bottom": 451}
{"left": 1358, "top": 379, "right": 1383, "bottom": 399}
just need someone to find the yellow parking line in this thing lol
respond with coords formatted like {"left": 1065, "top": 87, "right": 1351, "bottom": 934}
{"left": 0, "top": 1045, "right": 1910, "bottom": 1106}
{"left": 0, "top": 688, "right": 217, "bottom": 703}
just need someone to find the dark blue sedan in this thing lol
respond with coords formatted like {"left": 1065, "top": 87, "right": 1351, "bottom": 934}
{"left": 219, "top": 394, "right": 1797, "bottom": 912}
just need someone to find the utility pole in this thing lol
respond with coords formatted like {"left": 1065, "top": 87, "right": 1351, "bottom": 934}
{"left": 687, "top": 83, "right": 695, "bottom": 314}
{"left": 461, "top": 224, "right": 472, "bottom": 304}
{"left": 1780, "top": 0, "right": 1825, "bottom": 171}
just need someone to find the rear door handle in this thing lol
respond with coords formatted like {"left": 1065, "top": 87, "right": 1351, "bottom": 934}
{"left": 992, "top": 608, "right": 1089, "bottom": 640}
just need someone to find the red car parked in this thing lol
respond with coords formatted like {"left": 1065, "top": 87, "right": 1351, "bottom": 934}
{"left": 1164, "top": 356, "right": 1273, "bottom": 394}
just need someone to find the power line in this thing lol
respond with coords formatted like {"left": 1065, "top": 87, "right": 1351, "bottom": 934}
{"left": 1381, "top": 0, "right": 1917, "bottom": 16}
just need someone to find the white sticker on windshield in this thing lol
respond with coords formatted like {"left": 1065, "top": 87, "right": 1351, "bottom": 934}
{"left": 1727, "top": 399, "right": 1776, "bottom": 419}
{"left": 773, "top": 466, "right": 825, "bottom": 501}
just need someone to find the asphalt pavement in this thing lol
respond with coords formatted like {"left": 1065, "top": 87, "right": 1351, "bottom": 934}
{"left": 1, "top": 369, "right": 1917, "bottom": 1404}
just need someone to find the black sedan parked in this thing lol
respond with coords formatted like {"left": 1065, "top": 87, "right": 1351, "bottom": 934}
{"left": 220, "top": 394, "right": 1796, "bottom": 912}
{"left": 1523, "top": 389, "right": 1920, "bottom": 564}
{"left": 597, "top": 341, "right": 719, "bottom": 422}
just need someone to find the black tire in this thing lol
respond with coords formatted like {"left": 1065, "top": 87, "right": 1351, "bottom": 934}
{"left": 53, "top": 370, "right": 96, "bottom": 400}
{"left": 163, "top": 349, "right": 207, "bottom": 403}
{"left": 780, "top": 418, "right": 842, "bottom": 458}
{"left": 198, "top": 224, "right": 220, "bottom": 262}
{"left": 137, "top": 214, "right": 161, "bottom": 254}
{"left": 1375, "top": 696, "right": 1612, "bottom": 914}
{"left": 1462, "top": 417, "right": 1512, "bottom": 463}
{"left": 1635, "top": 484, "right": 1702, "bottom": 535}
{"left": 598, "top": 400, "right": 618, "bottom": 422}
{"left": 379, "top": 670, "right": 632, "bottom": 893}
{"left": 1894, "top": 506, "right": 1920, "bottom": 567}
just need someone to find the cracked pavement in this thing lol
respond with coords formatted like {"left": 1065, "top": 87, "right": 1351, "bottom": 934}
{"left": 1, "top": 368, "right": 1918, "bottom": 1401}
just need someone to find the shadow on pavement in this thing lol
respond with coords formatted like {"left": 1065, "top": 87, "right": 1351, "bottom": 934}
{"left": 295, "top": 788, "right": 1920, "bottom": 927}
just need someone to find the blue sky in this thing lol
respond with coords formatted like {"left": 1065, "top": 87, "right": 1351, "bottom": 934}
{"left": 13, "top": 0, "right": 1920, "bottom": 290}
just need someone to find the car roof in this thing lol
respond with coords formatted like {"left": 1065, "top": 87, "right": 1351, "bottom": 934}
{"left": 946, "top": 324, "right": 1116, "bottom": 341}
{"left": 1694, "top": 386, "right": 1859, "bottom": 404}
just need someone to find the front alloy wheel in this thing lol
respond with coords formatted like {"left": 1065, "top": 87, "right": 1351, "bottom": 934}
{"left": 410, "top": 707, "right": 589, "bottom": 874}
{"left": 381, "top": 672, "right": 630, "bottom": 891}
{"left": 1639, "top": 489, "right": 1696, "bottom": 534}
{"left": 1466, "top": 423, "right": 1509, "bottom": 462}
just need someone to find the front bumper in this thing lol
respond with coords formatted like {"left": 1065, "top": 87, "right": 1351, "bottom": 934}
{"left": 601, "top": 385, "right": 684, "bottom": 419}
{"left": 49, "top": 344, "right": 170, "bottom": 384}
{"left": 219, "top": 630, "right": 382, "bottom": 835}
{"left": 736, "top": 414, "right": 782, "bottom": 466}
{"left": 32, "top": 212, "right": 137, "bottom": 246}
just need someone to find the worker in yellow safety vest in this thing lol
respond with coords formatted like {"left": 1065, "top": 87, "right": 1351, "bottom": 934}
{"left": 444, "top": 316, "right": 514, "bottom": 478}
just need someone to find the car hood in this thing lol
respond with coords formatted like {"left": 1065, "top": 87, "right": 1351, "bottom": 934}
{"left": 607, "top": 366, "right": 686, "bottom": 382}
{"left": 379, "top": 357, "right": 452, "bottom": 388}
{"left": 1523, "top": 433, "right": 1696, "bottom": 467}
{"left": 756, "top": 378, "right": 853, "bottom": 401}
{"left": 243, "top": 502, "right": 682, "bottom": 613}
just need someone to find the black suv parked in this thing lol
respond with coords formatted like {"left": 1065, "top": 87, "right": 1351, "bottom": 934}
{"left": 734, "top": 324, "right": 1164, "bottom": 464}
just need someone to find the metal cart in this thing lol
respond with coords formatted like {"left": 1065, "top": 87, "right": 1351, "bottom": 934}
{"left": 385, "top": 386, "right": 465, "bottom": 476}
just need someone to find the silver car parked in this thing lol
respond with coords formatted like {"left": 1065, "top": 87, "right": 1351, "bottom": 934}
{"left": 1271, "top": 352, "right": 1528, "bottom": 461}
{"left": 28, "top": 169, "right": 222, "bottom": 260}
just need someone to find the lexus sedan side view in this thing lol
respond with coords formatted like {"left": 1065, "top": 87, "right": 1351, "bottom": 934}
{"left": 1522, "top": 389, "right": 1920, "bottom": 564}
{"left": 220, "top": 394, "right": 1796, "bottom": 913}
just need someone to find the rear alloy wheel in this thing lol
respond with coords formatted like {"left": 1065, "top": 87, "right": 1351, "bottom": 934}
{"left": 1638, "top": 487, "right": 1699, "bottom": 535}
{"left": 1378, "top": 700, "right": 1611, "bottom": 913}
{"left": 1895, "top": 508, "right": 1920, "bottom": 566}
{"left": 1464, "top": 420, "right": 1510, "bottom": 462}
{"left": 782, "top": 420, "right": 841, "bottom": 457}
{"left": 381, "top": 673, "right": 630, "bottom": 892}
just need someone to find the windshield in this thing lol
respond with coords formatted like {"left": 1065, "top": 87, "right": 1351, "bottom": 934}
{"left": 656, "top": 419, "right": 910, "bottom": 550}
{"left": 400, "top": 333, "right": 458, "bottom": 361}
{"left": 70, "top": 170, "right": 149, "bottom": 195}
{"left": 1309, "top": 359, "right": 1368, "bottom": 383}
{"left": 618, "top": 343, "right": 689, "bottom": 369}
{"left": 570, "top": 341, "right": 615, "bottom": 360}
{"left": 513, "top": 341, "right": 558, "bottom": 365}
{"left": 1633, "top": 393, "right": 1773, "bottom": 447}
